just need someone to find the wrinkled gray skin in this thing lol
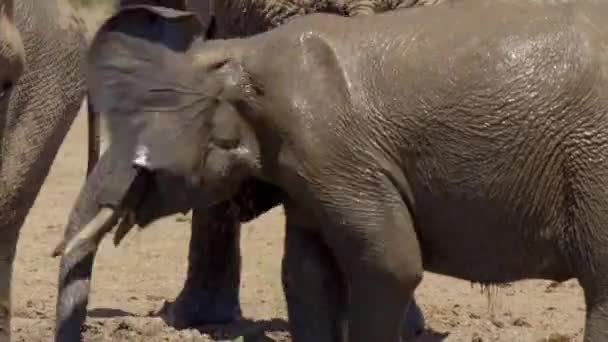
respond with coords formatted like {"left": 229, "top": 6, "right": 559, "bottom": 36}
{"left": 0, "top": 0, "right": 87, "bottom": 341}
{"left": 54, "top": 0, "right": 426, "bottom": 340}
{"left": 84, "top": 1, "right": 608, "bottom": 341}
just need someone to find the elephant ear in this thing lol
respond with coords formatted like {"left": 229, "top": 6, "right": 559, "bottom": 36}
{"left": 117, "top": 0, "right": 217, "bottom": 36}
{"left": 87, "top": 5, "right": 207, "bottom": 136}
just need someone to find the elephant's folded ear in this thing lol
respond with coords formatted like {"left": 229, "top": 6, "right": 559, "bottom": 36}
{"left": 86, "top": 5, "right": 204, "bottom": 123}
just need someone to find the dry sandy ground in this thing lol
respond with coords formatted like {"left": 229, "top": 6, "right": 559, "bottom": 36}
{"left": 8, "top": 6, "right": 588, "bottom": 341}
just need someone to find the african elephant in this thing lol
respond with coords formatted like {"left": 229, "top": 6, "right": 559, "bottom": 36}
{"left": 54, "top": 1, "right": 427, "bottom": 340}
{"left": 0, "top": 0, "right": 94, "bottom": 341}
{"left": 71, "top": 0, "right": 608, "bottom": 341}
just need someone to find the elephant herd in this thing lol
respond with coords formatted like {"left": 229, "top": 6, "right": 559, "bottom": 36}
{"left": 2, "top": 0, "right": 608, "bottom": 341}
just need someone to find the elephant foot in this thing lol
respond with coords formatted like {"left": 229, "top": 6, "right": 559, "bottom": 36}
{"left": 161, "top": 287, "right": 425, "bottom": 336}
{"left": 402, "top": 298, "right": 426, "bottom": 339}
{"left": 160, "top": 287, "right": 242, "bottom": 329}
{"left": 0, "top": 297, "right": 10, "bottom": 342}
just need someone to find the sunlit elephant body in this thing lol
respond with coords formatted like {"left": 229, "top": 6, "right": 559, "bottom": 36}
{"left": 83, "top": 1, "right": 608, "bottom": 341}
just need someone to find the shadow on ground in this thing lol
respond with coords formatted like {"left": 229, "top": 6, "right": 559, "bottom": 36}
{"left": 88, "top": 306, "right": 289, "bottom": 341}
{"left": 416, "top": 328, "right": 450, "bottom": 341}
{"left": 194, "top": 319, "right": 447, "bottom": 342}
{"left": 192, "top": 318, "right": 290, "bottom": 341}
{"left": 88, "top": 308, "right": 136, "bottom": 318}
{"left": 88, "top": 306, "right": 448, "bottom": 341}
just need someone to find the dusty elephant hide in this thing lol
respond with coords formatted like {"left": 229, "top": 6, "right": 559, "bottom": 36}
{"left": 83, "top": 0, "right": 608, "bottom": 341}
{"left": 0, "top": 0, "right": 88, "bottom": 341}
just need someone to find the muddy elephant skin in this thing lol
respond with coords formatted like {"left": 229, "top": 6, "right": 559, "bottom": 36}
{"left": 83, "top": 1, "right": 608, "bottom": 341}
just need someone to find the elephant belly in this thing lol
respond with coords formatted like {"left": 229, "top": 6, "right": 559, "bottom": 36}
{"left": 413, "top": 196, "right": 573, "bottom": 284}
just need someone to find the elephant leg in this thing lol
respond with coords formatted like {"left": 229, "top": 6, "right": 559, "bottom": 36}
{"left": 283, "top": 206, "right": 348, "bottom": 342}
{"left": 402, "top": 297, "right": 426, "bottom": 339}
{"left": 314, "top": 179, "right": 423, "bottom": 342}
{"left": 582, "top": 292, "right": 608, "bottom": 341}
{"left": 580, "top": 266, "right": 608, "bottom": 342}
{"left": 164, "top": 201, "right": 242, "bottom": 328}
{"left": 282, "top": 204, "right": 424, "bottom": 342}
{"left": 0, "top": 223, "right": 20, "bottom": 342}
{"left": 165, "top": 179, "right": 283, "bottom": 328}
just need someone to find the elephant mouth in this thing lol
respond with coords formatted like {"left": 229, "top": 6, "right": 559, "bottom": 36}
{"left": 52, "top": 168, "right": 154, "bottom": 258}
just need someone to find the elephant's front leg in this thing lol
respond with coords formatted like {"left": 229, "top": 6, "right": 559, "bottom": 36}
{"left": 403, "top": 297, "right": 425, "bottom": 339}
{"left": 311, "top": 176, "right": 423, "bottom": 342}
{"left": 163, "top": 201, "right": 243, "bottom": 328}
{"left": 282, "top": 205, "right": 348, "bottom": 342}
{"left": 0, "top": 223, "right": 20, "bottom": 342}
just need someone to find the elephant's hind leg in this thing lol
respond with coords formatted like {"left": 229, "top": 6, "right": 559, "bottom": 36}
{"left": 579, "top": 263, "right": 608, "bottom": 342}
{"left": 567, "top": 176, "right": 608, "bottom": 341}
{"left": 578, "top": 252, "right": 608, "bottom": 342}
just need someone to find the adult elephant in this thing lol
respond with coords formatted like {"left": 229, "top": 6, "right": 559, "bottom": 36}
{"left": 0, "top": 0, "right": 95, "bottom": 341}
{"left": 54, "top": 0, "right": 428, "bottom": 341}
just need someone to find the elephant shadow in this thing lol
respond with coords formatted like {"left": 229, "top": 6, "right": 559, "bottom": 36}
{"left": 190, "top": 318, "right": 290, "bottom": 341}
{"left": 88, "top": 307, "right": 447, "bottom": 341}
{"left": 193, "top": 320, "right": 448, "bottom": 342}
{"left": 415, "top": 329, "right": 450, "bottom": 342}
{"left": 88, "top": 308, "right": 135, "bottom": 318}
{"left": 88, "top": 307, "right": 289, "bottom": 341}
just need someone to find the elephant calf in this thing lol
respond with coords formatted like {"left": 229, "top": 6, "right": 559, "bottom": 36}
{"left": 55, "top": 0, "right": 427, "bottom": 340}
{"left": 67, "top": 0, "right": 608, "bottom": 341}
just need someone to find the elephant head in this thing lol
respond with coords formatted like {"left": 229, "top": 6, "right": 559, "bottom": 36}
{"left": 53, "top": 5, "right": 219, "bottom": 340}
{"left": 54, "top": 4, "right": 429, "bottom": 341}
{"left": 105, "top": 6, "right": 259, "bottom": 198}
{"left": 56, "top": 5, "right": 258, "bottom": 256}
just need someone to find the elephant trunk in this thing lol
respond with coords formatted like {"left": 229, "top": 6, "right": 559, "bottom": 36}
{"left": 54, "top": 170, "right": 150, "bottom": 258}
{"left": 54, "top": 146, "right": 140, "bottom": 341}
{"left": 54, "top": 174, "right": 108, "bottom": 341}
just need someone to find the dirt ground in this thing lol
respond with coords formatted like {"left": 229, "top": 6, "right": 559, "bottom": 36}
{"left": 9, "top": 6, "right": 588, "bottom": 342}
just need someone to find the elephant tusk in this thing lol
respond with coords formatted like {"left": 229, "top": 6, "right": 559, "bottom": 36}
{"left": 61, "top": 208, "right": 120, "bottom": 257}
{"left": 53, "top": 169, "right": 152, "bottom": 257}
{"left": 113, "top": 211, "right": 137, "bottom": 246}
